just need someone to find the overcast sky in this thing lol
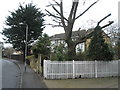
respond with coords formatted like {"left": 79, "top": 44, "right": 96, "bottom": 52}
{"left": 0, "top": 0, "right": 119, "bottom": 47}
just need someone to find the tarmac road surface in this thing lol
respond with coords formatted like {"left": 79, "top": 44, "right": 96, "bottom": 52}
{"left": 2, "top": 59, "right": 21, "bottom": 88}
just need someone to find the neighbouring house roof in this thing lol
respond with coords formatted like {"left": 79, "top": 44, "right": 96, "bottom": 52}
{"left": 50, "top": 32, "right": 65, "bottom": 41}
{"left": 50, "top": 29, "right": 86, "bottom": 41}
{"left": 50, "top": 28, "right": 109, "bottom": 41}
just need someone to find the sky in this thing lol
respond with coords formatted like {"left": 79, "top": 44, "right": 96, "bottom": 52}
{"left": 0, "top": 0, "right": 119, "bottom": 47}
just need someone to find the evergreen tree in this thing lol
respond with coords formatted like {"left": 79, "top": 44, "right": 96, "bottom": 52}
{"left": 32, "top": 33, "right": 51, "bottom": 57}
{"left": 2, "top": 3, "right": 45, "bottom": 55}
{"left": 87, "top": 26, "right": 114, "bottom": 60}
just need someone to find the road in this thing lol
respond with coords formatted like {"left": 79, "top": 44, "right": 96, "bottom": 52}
{"left": 2, "top": 59, "right": 21, "bottom": 88}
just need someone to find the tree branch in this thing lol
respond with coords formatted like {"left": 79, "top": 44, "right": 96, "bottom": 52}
{"left": 46, "top": 0, "right": 60, "bottom": 7}
{"left": 76, "top": 28, "right": 85, "bottom": 39}
{"left": 69, "top": 2, "right": 76, "bottom": 20}
{"left": 52, "top": 0, "right": 60, "bottom": 6}
{"left": 45, "top": 9, "right": 61, "bottom": 19}
{"left": 75, "top": 0, "right": 99, "bottom": 19}
{"left": 52, "top": 24, "right": 63, "bottom": 27}
{"left": 75, "top": 13, "right": 113, "bottom": 45}
{"left": 68, "top": 1, "right": 79, "bottom": 21}
{"left": 73, "top": 1, "right": 79, "bottom": 21}
{"left": 46, "top": 0, "right": 68, "bottom": 22}
{"left": 60, "top": 0, "right": 67, "bottom": 31}
{"left": 75, "top": 30, "right": 94, "bottom": 45}
{"left": 46, "top": 3, "right": 58, "bottom": 7}
{"left": 52, "top": 5, "right": 68, "bottom": 22}
{"left": 97, "top": 13, "right": 111, "bottom": 26}
{"left": 45, "top": 23, "right": 63, "bottom": 27}
{"left": 53, "top": 19, "right": 61, "bottom": 23}
{"left": 101, "top": 21, "right": 114, "bottom": 29}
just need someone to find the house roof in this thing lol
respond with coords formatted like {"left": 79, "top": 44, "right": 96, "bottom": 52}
{"left": 50, "top": 29, "right": 86, "bottom": 41}
{"left": 50, "top": 28, "right": 109, "bottom": 41}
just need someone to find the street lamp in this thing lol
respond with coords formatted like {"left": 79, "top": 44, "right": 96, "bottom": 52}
{"left": 19, "top": 23, "right": 28, "bottom": 72}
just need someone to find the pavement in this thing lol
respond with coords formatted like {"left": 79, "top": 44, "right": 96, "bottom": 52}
{"left": 12, "top": 60, "right": 47, "bottom": 88}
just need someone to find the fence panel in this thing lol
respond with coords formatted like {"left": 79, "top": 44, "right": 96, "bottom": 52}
{"left": 43, "top": 60, "right": 119, "bottom": 79}
{"left": 74, "top": 61, "right": 95, "bottom": 78}
{"left": 96, "top": 61, "right": 118, "bottom": 77}
{"left": 44, "top": 60, "right": 73, "bottom": 79}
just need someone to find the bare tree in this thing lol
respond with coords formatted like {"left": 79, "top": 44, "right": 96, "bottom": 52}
{"left": 105, "top": 22, "right": 120, "bottom": 59}
{"left": 105, "top": 22, "right": 118, "bottom": 46}
{"left": 46, "top": 0, "right": 113, "bottom": 60}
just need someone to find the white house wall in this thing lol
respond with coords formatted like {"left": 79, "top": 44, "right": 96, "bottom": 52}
{"left": 51, "top": 40, "right": 85, "bottom": 53}
{"left": 76, "top": 43, "right": 85, "bottom": 52}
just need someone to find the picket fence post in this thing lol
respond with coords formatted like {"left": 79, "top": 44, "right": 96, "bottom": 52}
{"left": 73, "top": 60, "right": 75, "bottom": 79}
{"left": 95, "top": 60, "right": 98, "bottom": 78}
{"left": 43, "top": 60, "right": 47, "bottom": 78}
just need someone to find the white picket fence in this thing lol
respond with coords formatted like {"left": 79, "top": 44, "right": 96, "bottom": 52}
{"left": 43, "top": 60, "right": 119, "bottom": 79}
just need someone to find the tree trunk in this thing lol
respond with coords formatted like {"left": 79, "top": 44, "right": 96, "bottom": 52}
{"left": 66, "top": 39, "right": 77, "bottom": 60}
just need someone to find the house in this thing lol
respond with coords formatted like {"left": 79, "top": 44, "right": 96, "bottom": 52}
{"left": 85, "top": 28, "right": 111, "bottom": 51}
{"left": 50, "top": 29, "right": 111, "bottom": 53}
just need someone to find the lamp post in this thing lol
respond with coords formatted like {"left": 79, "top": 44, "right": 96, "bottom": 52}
{"left": 24, "top": 24, "right": 28, "bottom": 72}
{"left": 19, "top": 23, "right": 28, "bottom": 72}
